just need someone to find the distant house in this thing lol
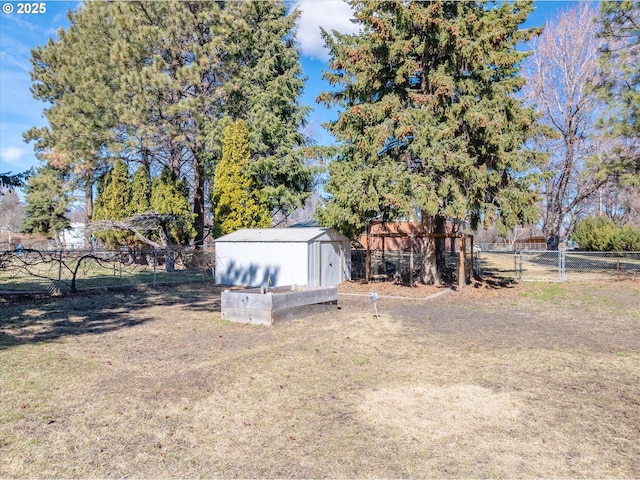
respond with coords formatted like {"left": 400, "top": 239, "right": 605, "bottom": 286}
{"left": 62, "top": 222, "right": 86, "bottom": 250}
{"left": 214, "top": 227, "right": 351, "bottom": 288}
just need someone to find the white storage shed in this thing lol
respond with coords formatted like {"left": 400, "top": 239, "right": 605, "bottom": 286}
{"left": 214, "top": 227, "right": 351, "bottom": 288}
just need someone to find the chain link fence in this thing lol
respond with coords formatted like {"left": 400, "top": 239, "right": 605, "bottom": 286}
{"left": 0, "top": 248, "right": 215, "bottom": 295}
{"left": 351, "top": 249, "right": 478, "bottom": 285}
{"left": 478, "top": 250, "right": 640, "bottom": 282}
{"left": 4, "top": 246, "right": 635, "bottom": 295}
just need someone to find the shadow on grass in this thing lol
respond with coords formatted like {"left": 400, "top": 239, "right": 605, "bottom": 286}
{"left": 0, "top": 283, "right": 222, "bottom": 350}
{"left": 471, "top": 272, "right": 519, "bottom": 289}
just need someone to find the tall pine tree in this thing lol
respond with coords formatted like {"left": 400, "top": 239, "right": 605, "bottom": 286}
{"left": 25, "top": 1, "right": 119, "bottom": 245}
{"left": 25, "top": 1, "right": 315, "bottom": 249}
{"left": 597, "top": 0, "right": 640, "bottom": 180}
{"left": 108, "top": 1, "right": 229, "bottom": 248}
{"left": 221, "top": 1, "right": 316, "bottom": 224}
{"left": 319, "top": 0, "right": 543, "bottom": 284}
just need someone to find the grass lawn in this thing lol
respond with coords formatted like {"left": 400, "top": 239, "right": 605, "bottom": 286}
{"left": 1, "top": 280, "right": 639, "bottom": 478}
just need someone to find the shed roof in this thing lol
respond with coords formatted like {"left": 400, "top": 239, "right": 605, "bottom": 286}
{"left": 215, "top": 227, "right": 340, "bottom": 243}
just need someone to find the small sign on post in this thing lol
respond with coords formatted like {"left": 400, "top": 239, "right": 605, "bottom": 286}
{"left": 369, "top": 292, "right": 379, "bottom": 319}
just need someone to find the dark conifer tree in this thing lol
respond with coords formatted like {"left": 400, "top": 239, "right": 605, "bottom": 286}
{"left": 25, "top": 0, "right": 314, "bottom": 248}
{"left": 21, "top": 166, "right": 71, "bottom": 247}
{"left": 319, "top": 0, "right": 543, "bottom": 284}
{"left": 597, "top": 0, "right": 640, "bottom": 179}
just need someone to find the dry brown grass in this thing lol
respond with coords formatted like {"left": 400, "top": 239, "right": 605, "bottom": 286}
{"left": 1, "top": 280, "right": 639, "bottom": 478}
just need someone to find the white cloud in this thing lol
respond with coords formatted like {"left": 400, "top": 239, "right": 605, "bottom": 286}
{"left": 0, "top": 147, "right": 25, "bottom": 163}
{"left": 295, "top": 0, "right": 360, "bottom": 61}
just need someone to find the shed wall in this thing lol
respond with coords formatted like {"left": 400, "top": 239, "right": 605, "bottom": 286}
{"left": 215, "top": 242, "right": 308, "bottom": 287}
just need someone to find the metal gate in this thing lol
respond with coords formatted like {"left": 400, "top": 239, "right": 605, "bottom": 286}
{"left": 514, "top": 250, "right": 564, "bottom": 282}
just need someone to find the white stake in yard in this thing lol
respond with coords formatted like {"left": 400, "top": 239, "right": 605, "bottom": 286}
{"left": 369, "top": 292, "right": 380, "bottom": 319}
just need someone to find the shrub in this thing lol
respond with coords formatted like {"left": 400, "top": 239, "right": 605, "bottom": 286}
{"left": 610, "top": 225, "right": 640, "bottom": 251}
{"left": 572, "top": 216, "right": 640, "bottom": 251}
{"left": 572, "top": 216, "right": 616, "bottom": 251}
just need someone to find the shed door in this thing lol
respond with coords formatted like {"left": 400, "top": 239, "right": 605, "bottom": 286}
{"left": 320, "top": 242, "right": 342, "bottom": 286}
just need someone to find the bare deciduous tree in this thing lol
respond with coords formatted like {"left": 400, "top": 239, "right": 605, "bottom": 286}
{"left": 0, "top": 189, "right": 24, "bottom": 247}
{"left": 523, "top": 3, "right": 609, "bottom": 242}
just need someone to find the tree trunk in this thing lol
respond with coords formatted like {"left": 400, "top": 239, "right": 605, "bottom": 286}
{"left": 84, "top": 170, "right": 94, "bottom": 249}
{"left": 420, "top": 212, "right": 440, "bottom": 286}
{"left": 193, "top": 154, "right": 205, "bottom": 249}
{"left": 169, "top": 144, "right": 181, "bottom": 179}
{"left": 435, "top": 214, "right": 446, "bottom": 275}
{"left": 165, "top": 250, "right": 175, "bottom": 272}
{"left": 364, "top": 223, "right": 371, "bottom": 283}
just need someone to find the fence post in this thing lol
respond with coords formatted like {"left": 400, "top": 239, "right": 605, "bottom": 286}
{"left": 558, "top": 249, "right": 562, "bottom": 283}
{"left": 514, "top": 251, "right": 523, "bottom": 280}
{"left": 153, "top": 250, "right": 157, "bottom": 287}
{"left": 558, "top": 249, "right": 565, "bottom": 282}
{"left": 520, "top": 252, "right": 524, "bottom": 280}
{"left": 57, "top": 250, "right": 63, "bottom": 294}
{"left": 470, "top": 236, "right": 475, "bottom": 279}
{"left": 409, "top": 233, "right": 414, "bottom": 286}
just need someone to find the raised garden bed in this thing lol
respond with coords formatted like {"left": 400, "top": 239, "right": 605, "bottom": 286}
{"left": 220, "top": 285, "right": 338, "bottom": 326}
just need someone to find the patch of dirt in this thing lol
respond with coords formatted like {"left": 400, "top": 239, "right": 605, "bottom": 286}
{"left": 338, "top": 280, "right": 449, "bottom": 298}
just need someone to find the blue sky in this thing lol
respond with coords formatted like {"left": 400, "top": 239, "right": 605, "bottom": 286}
{"left": 0, "top": 0, "right": 578, "bottom": 177}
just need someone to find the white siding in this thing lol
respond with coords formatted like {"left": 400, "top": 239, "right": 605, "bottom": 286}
{"left": 63, "top": 223, "right": 85, "bottom": 250}
{"left": 214, "top": 227, "right": 352, "bottom": 287}
{"left": 215, "top": 242, "right": 308, "bottom": 287}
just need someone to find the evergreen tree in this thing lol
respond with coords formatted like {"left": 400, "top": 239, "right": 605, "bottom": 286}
{"left": 212, "top": 120, "right": 272, "bottom": 236}
{"left": 21, "top": 166, "right": 71, "bottom": 247}
{"left": 107, "top": 0, "right": 229, "bottom": 248}
{"left": 315, "top": 153, "right": 413, "bottom": 282}
{"left": 597, "top": 0, "right": 640, "bottom": 180}
{"left": 150, "top": 167, "right": 196, "bottom": 245}
{"left": 25, "top": 0, "right": 315, "bottom": 249}
{"left": 93, "top": 159, "right": 132, "bottom": 247}
{"left": 573, "top": 215, "right": 640, "bottom": 252}
{"left": 24, "top": 1, "right": 119, "bottom": 242}
{"left": 1, "top": 169, "right": 33, "bottom": 191}
{"left": 110, "top": 0, "right": 312, "bottom": 243}
{"left": 221, "top": 1, "right": 316, "bottom": 224}
{"left": 93, "top": 159, "right": 131, "bottom": 221}
{"left": 130, "top": 165, "right": 151, "bottom": 214}
{"left": 318, "top": 0, "right": 542, "bottom": 284}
